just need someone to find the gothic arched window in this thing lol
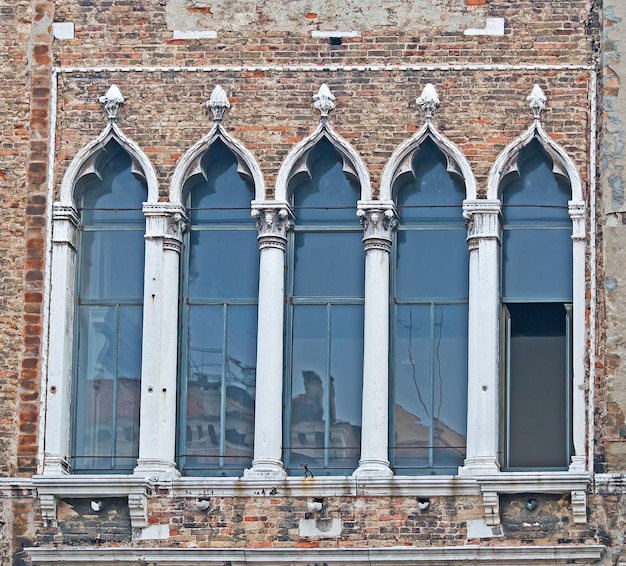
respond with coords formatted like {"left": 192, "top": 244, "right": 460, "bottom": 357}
{"left": 390, "top": 137, "right": 469, "bottom": 474}
{"left": 284, "top": 137, "right": 364, "bottom": 475}
{"left": 72, "top": 140, "right": 146, "bottom": 473}
{"left": 178, "top": 139, "right": 259, "bottom": 476}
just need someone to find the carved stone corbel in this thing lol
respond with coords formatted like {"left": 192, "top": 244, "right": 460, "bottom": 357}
{"left": 39, "top": 494, "right": 58, "bottom": 528}
{"left": 482, "top": 491, "right": 500, "bottom": 526}
{"left": 128, "top": 492, "right": 148, "bottom": 530}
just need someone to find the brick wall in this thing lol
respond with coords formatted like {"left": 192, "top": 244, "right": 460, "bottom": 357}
{"left": 3, "top": 0, "right": 621, "bottom": 564}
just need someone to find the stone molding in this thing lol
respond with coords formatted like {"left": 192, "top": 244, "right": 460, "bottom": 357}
{"left": 51, "top": 203, "right": 79, "bottom": 248}
{"left": 25, "top": 544, "right": 605, "bottom": 565}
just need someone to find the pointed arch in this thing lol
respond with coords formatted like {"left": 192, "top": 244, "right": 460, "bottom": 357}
{"left": 170, "top": 122, "right": 265, "bottom": 205}
{"left": 487, "top": 121, "right": 583, "bottom": 202}
{"left": 59, "top": 121, "right": 158, "bottom": 206}
{"left": 380, "top": 122, "right": 477, "bottom": 202}
{"left": 275, "top": 121, "right": 372, "bottom": 202}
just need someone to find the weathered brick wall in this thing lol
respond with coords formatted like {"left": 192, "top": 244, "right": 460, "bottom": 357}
{"left": 3, "top": 0, "right": 620, "bottom": 564}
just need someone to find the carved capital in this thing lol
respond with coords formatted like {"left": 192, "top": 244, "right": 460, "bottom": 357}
{"left": 252, "top": 205, "right": 293, "bottom": 251}
{"left": 569, "top": 201, "right": 586, "bottom": 241}
{"left": 143, "top": 203, "right": 188, "bottom": 253}
{"left": 357, "top": 205, "right": 398, "bottom": 253}
{"left": 52, "top": 203, "right": 80, "bottom": 249}
{"left": 462, "top": 199, "right": 501, "bottom": 242}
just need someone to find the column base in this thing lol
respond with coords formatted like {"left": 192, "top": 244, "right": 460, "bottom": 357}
{"left": 568, "top": 455, "right": 587, "bottom": 473}
{"left": 353, "top": 459, "right": 394, "bottom": 479}
{"left": 134, "top": 459, "right": 181, "bottom": 480}
{"left": 244, "top": 459, "right": 287, "bottom": 479}
{"left": 458, "top": 457, "right": 500, "bottom": 476}
{"left": 42, "top": 456, "right": 71, "bottom": 476}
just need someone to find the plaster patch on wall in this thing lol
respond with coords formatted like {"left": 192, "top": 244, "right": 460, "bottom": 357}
{"left": 165, "top": 0, "right": 488, "bottom": 34}
{"left": 464, "top": 17, "right": 505, "bottom": 36}
{"left": 52, "top": 22, "right": 74, "bottom": 40}
{"left": 299, "top": 518, "right": 342, "bottom": 537}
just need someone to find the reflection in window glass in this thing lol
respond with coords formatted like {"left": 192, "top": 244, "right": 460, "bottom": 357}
{"left": 501, "top": 139, "right": 573, "bottom": 470}
{"left": 286, "top": 138, "right": 363, "bottom": 475}
{"left": 72, "top": 140, "right": 146, "bottom": 473}
{"left": 179, "top": 139, "right": 258, "bottom": 476}
{"left": 391, "top": 137, "right": 468, "bottom": 474}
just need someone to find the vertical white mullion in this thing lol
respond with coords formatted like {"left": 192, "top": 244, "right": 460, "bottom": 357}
{"left": 353, "top": 202, "right": 396, "bottom": 479}
{"left": 460, "top": 199, "right": 502, "bottom": 476}
{"left": 246, "top": 205, "right": 291, "bottom": 478}
{"left": 134, "top": 203, "right": 186, "bottom": 479}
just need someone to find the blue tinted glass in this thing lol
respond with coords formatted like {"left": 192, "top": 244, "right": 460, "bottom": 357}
{"left": 289, "top": 304, "right": 362, "bottom": 473}
{"left": 396, "top": 229, "right": 468, "bottom": 300}
{"left": 183, "top": 305, "right": 256, "bottom": 472}
{"left": 74, "top": 305, "right": 140, "bottom": 472}
{"left": 293, "top": 231, "right": 364, "bottom": 297}
{"left": 502, "top": 139, "right": 571, "bottom": 225}
{"left": 392, "top": 304, "right": 467, "bottom": 471}
{"left": 81, "top": 142, "right": 146, "bottom": 225}
{"left": 290, "top": 138, "right": 360, "bottom": 224}
{"left": 502, "top": 228, "right": 573, "bottom": 301}
{"left": 394, "top": 137, "right": 465, "bottom": 224}
{"left": 80, "top": 230, "right": 145, "bottom": 301}
{"left": 188, "top": 230, "right": 259, "bottom": 300}
{"left": 188, "top": 139, "right": 254, "bottom": 224}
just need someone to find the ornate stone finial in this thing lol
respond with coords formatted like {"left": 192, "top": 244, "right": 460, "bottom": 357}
{"left": 416, "top": 83, "right": 440, "bottom": 120}
{"left": 99, "top": 85, "right": 124, "bottom": 121}
{"left": 313, "top": 83, "right": 336, "bottom": 119}
{"left": 527, "top": 84, "right": 547, "bottom": 120}
{"left": 206, "top": 85, "right": 231, "bottom": 122}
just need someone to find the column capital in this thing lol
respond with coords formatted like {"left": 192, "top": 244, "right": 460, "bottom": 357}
{"left": 143, "top": 202, "right": 188, "bottom": 252}
{"left": 357, "top": 200, "right": 398, "bottom": 252}
{"left": 52, "top": 203, "right": 80, "bottom": 248}
{"left": 251, "top": 201, "right": 293, "bottom": 251}
{"left": 462, "top": 199, "right": 501, "bottom": 242}
{"left": 568, "top": 200, "right": 586, "bottom": 241}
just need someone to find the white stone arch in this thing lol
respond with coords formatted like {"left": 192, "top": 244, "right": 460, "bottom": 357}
{"left": 275, "top": 85, "right": 371, "bottom": 203}
{"left": 59, "top": 120, "right": 158, "bottom": 207}
{"left": 380, "top": 121, "right": 477, "bottom": 202}
{"left": 170, "top": 121, "right": 265, "bottom": 205}
{"left": 487, "top": 120, "right": 583, "bottom": 203}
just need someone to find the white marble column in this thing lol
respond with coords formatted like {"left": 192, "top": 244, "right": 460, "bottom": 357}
{"left": 134, "top": 202, "right": 186, "bottom": 479}
{"left": 353, "top": 202, "right": 397, "bottom": 479}
{"left": 245, "top": 204, "right": 292, "bottom": 478}
{"left": 569, "top": 201, "right": 586, "bottom": 472}
{"left": 43, "top": 204, "right": 80, "bottom": 475}
{"left": 459, "top": 199, "right": 502, "bottom": 476}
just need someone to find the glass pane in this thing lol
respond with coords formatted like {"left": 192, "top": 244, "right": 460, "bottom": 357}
{"left": 290, "top": 138, "right": 360, "bottom": 225}
{"left": 394, "top": 138, "right": 466, "bottom": 223}
{"left": 502, "top": 228, "right": 573, "bottom": 301}
{"left": 224, "top": 306, "right": 256, "bottom": 465}
{"left": 187, "top": 230, "right": 259, "bottom": 300}
{"left": 188, "top": 139, "right": 254, "bottom": 224}
{"left": 392, "top": 304, "right": 467, "bottom": 471}
{"left": 79, "top": 230, "right": 145, "bottom": 301}
{"left": 293, "top": 231, "right": 364, "bottom": 297}
{"left": 396, "top": 229, "right": 468, "bottom": 300}
{"left": 328, "top": 305, "right": 363, "bottom": 471}
{"left": 74, "top": 305, "right": 139, "bottom": 472}
{"left": 183, "top": 305, "right": 256, "bottom": 473}
{"left": 185, "top": 306, "right": 224, "bottom": 466}
{"left": 81, "top": 143, "right": 146, "bottom": 225}
{"left": 289, "top": 305, "right": 362, "bottom": 474}
{"left": 118, "top": 306, "right": 143, "bottom": 379}
{"left": 507, "top": 303, "right": 569, "bottom": 469}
